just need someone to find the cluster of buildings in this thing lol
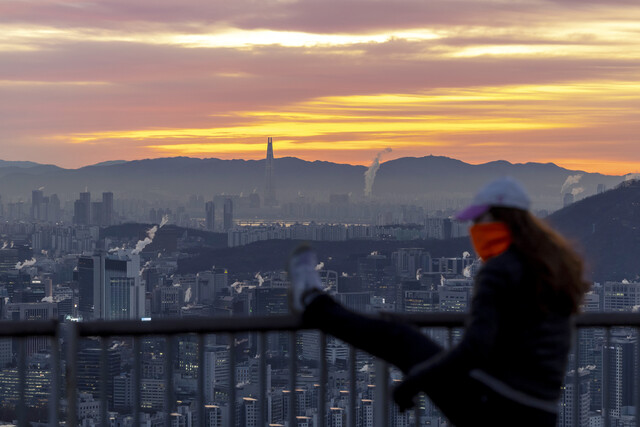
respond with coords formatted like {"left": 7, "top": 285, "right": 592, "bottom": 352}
{"left": 227, "top": 219, "right": 469, "bottom": 248}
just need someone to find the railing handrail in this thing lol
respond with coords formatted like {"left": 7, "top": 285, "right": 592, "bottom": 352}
{"left": 2, "top": 312, "right": 639, "bottom": 338}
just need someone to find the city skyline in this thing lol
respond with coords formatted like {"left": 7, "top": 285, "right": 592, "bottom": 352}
{"left": 1, "top": 0, "right": 640, "bottom": 174}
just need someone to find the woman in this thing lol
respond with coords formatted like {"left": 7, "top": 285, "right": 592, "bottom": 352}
{"left": 288, "top": 177, "right": 590, "bottom": 426}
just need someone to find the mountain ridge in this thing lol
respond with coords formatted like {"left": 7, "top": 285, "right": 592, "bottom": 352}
{"left": 0, "top": 156, "right": 627, "bottom": 210}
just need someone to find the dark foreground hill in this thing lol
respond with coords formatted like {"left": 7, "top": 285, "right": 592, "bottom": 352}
{"left": 548, "top": 179, "right": 640, "bottom": 282}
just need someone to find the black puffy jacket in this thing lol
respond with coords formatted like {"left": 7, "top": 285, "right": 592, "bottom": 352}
{"left": 410, "top": 247, "right": 572, "bottom": 412}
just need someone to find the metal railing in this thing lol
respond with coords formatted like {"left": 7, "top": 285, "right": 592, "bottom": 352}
{"left": 2, "top": 312, "right": 640, "bottom": 426}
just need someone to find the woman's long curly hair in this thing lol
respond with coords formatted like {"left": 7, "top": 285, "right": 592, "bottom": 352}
{"left": 489, "top": 207, "right": 591, "bottom": 314}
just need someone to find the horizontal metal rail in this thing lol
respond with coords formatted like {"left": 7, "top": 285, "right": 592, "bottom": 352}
{"left": 0, "top": 319, "right": 58, "bottom": 336}
{"left": 69, "top": 312, "right": 640, "bottom": 337}
{"left": 1, "top": 313, "right": 638, "bottom": 338}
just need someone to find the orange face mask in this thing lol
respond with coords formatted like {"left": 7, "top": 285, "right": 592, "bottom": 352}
{"left": 469, "top": 222, "right": 512, "bottom": 261}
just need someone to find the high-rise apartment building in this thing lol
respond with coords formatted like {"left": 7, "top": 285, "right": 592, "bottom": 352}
{"left": 223, "top": 198, "right": 233, "bottom": 231}
{"left": 31, "top": 189, "right": 44, "bottom": 220}
{"left": 205, "top": 201, "right": 215, "bottom": 231}
{"left": 102, "top": 192, "right": 114, "bottom": 226}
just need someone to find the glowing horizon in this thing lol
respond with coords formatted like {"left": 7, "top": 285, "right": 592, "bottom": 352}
{"left": 1, "top": 0, "right": 639, "bottom": 174}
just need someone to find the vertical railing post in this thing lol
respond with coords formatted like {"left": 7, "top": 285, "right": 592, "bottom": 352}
{"left": 349, "top": 346, "right": 357, "bottom": 427}
{"left": 66, "top": 322, "right": 79, "bottom": 426}
{"left": 17, "top": 337, "right": 26, "bottom": 426}
{"left": 197, "top": 334, "right": 205, "bottom": 427}
{"left": 636, "top": 327, "right": 640, "bottom": 427}
{"left": 49, "top": 328, "right": 60, "bottom": 426}
{"left": 100, "top": 337, "right": 109, "bottom": 426}
{"left": 133, "top": 336, "right": 141, "bottom": 427}
{"left": 258, "top": 333, "right": 267, "bottom": 426}
{"left": 573, "top": 328, "right": 580, "bottom": 426}
{"left": 319, "top": 332, "right": 327, "bottom": 427}
{"left": 288, "top": 332, "right": 297, "bottom": 427}
{"left": 229, "top": 333, "right": 237, "bottom": 427}
{"left": 603, "top": 327, "right": 611, "bottom": 427}
{"left": 164, "top": 335, "right": 175, "bottom": 427}
{"left": 374, "top": 359, "right": 388, "bottom": 427}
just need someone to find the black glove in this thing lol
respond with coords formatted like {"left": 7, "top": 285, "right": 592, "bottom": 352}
{"left": 392, "top": 377, "right": 420, "bottom": 412}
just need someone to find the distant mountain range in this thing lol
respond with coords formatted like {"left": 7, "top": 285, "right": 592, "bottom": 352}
{"left": 549, "top": 179, "right": 640, "bottom": 282}
{"left": 0, "top": 156, "right": 628, "bottom": 210}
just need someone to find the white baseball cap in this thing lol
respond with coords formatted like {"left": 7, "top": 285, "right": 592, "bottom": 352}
{"left": 455, "top": 177, "right": 531, "bottom": 221}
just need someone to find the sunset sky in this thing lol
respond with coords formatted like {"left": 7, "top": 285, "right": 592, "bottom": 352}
{"left": 1, "top": 0, "right": 639, "bottom": 174}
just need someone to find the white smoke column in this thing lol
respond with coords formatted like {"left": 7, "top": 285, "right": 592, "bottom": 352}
{"left": 230, "top": 280, "right": 244, "bottom": 293}
{"left": 342, "top": 272, "right": 348, "bottom": 277}
{"left": 139, "top": 261, "right": 151, "bottom": 276}
{"left": 571, "top": 187, "right": 584, "bottom": 197}
{"left": 561, "top": 174, "right": 583, "bottom": 194}
{"left": 462, "top": 251, "right": 471, "bottom": 259}
{"left": 364, "top": 147, "right": 392, "bottom": 197}
{"left": 184, "top": 286, "right": 192, "bottom": 303}
{"left": 416, "top": 268, "right": 422, "bottom": 281}
{"left": 255, "top": 273, "right": 265, "bottom": 286}
{"left": 38, "top": 186, "right": 45, "bottom": 191}
{"left": 625, "top": 173, "right": 640, "bottom": 181}
{"left": 132, "top": 225, "right": 157, "bottom": 255}
{"left": 41, "top": 296, "right": 54, "bottom": 303}
{"left": 440, "top": 274, "right": 445, "bottom": 287}
{"left": 132, "top": 215, "right": 169, "bottom": 255}
{"left": 15, "top": 258, "right": 36, "bottom": 269}
{"left": 622, "top": 279, "right": 630, "bottom": 284}
{"left": 315, "top": 262, "right": 325, "bottom": 271}
{"left": 1, "top": 242, "right": 7, "bottom": 249}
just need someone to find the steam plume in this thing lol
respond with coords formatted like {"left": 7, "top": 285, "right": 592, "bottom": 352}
{"left": 462, "top": 251, "right": 471, "bottom": 259}
{"left": 364, "top": 148, "right": 392, "bottom": 197}
{"left": 184, "top": 286, "right": 192, "bottom": 303}
{"left": 132, "top": 216, "right": 169, "bottom": 255}
{"left": 255, "top": 272, "right": 265, "bottom": 286}
{"left": 571, "top": 187, "right": 584, "bottom": 196}
{"left": 560, "top": 174, "right": 583, "bottom": 194}
{"left": 625, "top": 173, "right": 640, "bottom": 182}
{"left": 38, "top": 186, "right": 45, "bottom": 191}
{"left": 315, "top": 262, "right": 325, "bottom": 271}
{"left": 15, "top": 258, "right": 36, "bottom": 269}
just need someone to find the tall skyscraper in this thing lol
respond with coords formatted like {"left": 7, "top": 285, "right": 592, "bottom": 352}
{"left": 264, "top": 137, "right": 277, "bottom": 207}
{"left": 102, "top": 192, "right": 114, "bottom": 226}
{"left": 31, "top": 189, "right": 44, "bottom": 220}
{"left": 223, "top": 198, "right": 233, "bottom": 231}
{"left": 77, "top": 251, "right": 144, "bottom": 320}
{"left": 73, "top": 191, "right": 91, "bottom": 225}
{"left": 205, "top": 201, "right": 215, "bottom": 231}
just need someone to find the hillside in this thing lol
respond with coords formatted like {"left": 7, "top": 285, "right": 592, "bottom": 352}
{"left": 548, "top": 180, "right": 640, "bottom": 282}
